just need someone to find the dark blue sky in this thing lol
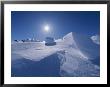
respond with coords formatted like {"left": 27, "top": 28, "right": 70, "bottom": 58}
{"left": 11, "top": 11, "right": 100, "bottom": 41}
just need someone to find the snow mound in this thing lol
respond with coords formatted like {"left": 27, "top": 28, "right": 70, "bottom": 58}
{"left": 57, "top": 50, "right": 99, "bottom": 77}
{"left": 63, "top": 32, "right": 100, "bottom": 60}
{"left": 62, "top": 32, "right": 88, "bottom": 59}
{"left": 11, "top": 32, "right": 100, "bottom": 77}
{"left": 12, "top": 32, "right": 88, "bottom": 61}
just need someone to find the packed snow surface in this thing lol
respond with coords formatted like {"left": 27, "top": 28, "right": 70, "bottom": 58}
{"left": 12, "top": 32, "right": 100, "bottom": 77}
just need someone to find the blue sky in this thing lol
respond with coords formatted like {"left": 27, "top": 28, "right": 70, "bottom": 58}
{"left": 11, "top": 11, "right": 100, "bottom": 41}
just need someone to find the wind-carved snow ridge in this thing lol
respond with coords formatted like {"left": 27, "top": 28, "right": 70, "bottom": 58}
{"left": 63, "top": 32, "right": 88, "bottom": 59}
{"left": 57, "top": 49, "right": 99, "bottom": 77}
{"left": 57, "top": 32, "right": 99, "bottom": 76}
{"left": 57, "top": 50, "right": 66, "bottom": 66}
{"left": 12, "top": 32, "right": 100, "bottom": 77}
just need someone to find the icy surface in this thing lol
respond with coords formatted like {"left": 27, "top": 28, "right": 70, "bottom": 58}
{"left": 12, "top": 32, "right": 100, "bottom": 77}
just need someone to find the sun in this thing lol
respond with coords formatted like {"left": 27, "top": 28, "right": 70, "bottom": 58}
{"left": 44, "top": 25, "right": 50, "bottom": 32}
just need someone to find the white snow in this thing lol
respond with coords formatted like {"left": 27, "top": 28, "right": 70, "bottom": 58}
{"left": 12, "top": 32, "right": 100, "bottom": 77}
{"left": 12, "top": 32, "right": 88, "bottom": 61}
{"left": 59, "top": 49, "right": 99, "bottom": 76}
{"left": 91, "top": 35, "right": 100, "bottom": 45}
{"left": 13, "top": 42, "right": 56, "bottom": 60}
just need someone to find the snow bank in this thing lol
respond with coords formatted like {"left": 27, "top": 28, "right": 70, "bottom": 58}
{"left": 11, "top": 32, "right": 100, "bottom": 77}
{"left": 61, "top": 32, "right": 100, "bottom": 60}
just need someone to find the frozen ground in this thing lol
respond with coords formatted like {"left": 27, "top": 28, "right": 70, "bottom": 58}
{"left": 11, "top": 32, "right": 100, "bottom": 77}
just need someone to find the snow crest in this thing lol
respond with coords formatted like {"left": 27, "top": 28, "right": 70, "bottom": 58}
{"left": 12, "top": 32, "right": 100, "bottom": 77}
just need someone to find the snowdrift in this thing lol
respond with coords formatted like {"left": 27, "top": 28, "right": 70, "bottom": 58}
{"left": 63, "top": 32, "right": 99, "bottom": 59}
{"left": 11, "top": 32, "right": 100, "bottom": 77}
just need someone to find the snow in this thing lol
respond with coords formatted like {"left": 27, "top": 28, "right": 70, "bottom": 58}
{"left": 69, "top": 32, "right": 100, "bottom": 60}
{"left": 91, "top": 35, "right": 100, "bottom": 45}
{"left": 12, "top": 42, "right": 61, "bottom": 61}
{"left": 59, "top": 50, "right": 99, "bottom": 77}
{"left": 11, "top": 32, "right": 100, "bottom": 77}
{"left": 12, "top": 32, "right": 88, "bottom": 61}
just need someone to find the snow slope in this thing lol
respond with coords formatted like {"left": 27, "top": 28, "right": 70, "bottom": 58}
{"left": 12, "top": 42, "right": 61, "bottom": 61}
{"left": 11, "top": 32, "right": 100, "bottom": 77}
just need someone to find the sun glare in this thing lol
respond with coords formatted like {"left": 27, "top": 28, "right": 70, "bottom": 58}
{"left": 44, "top": 25, "right": 50, "bottom": 32}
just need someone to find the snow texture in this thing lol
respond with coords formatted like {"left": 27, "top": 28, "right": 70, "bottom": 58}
{"left": 11, "top": 32, "right": 100, "bottom": 77}
{"left": 91, "top": 35, "right": 100, "bottom": 45}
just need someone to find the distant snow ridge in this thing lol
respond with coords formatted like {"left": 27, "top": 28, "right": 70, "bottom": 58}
{"left": 91, "top": 35, "right": 100, "bottom": 45}
{"left": 12, "top": 32, "right": 100, "bottom": 77}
